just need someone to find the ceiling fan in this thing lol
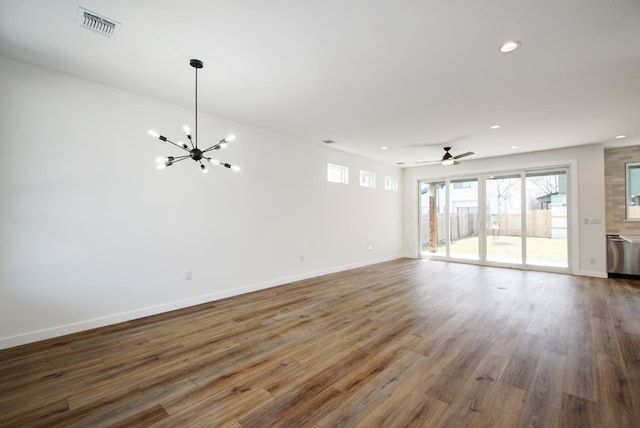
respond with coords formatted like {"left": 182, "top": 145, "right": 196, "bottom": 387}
{"left": 415, "top": 147, "right": 475, "bottom": 166}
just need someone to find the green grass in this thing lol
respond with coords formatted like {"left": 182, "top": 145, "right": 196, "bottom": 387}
{"left": 423, "top": 235, "right": 568, "bottom": 267}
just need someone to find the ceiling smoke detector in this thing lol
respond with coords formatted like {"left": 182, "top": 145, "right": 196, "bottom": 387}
{"left": 76, "top": 7, "right": 120, "bottom": 37}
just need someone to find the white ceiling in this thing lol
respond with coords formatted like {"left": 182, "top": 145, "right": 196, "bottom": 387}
{"left": 1, "top": 0, "right": 639, "bottom": 167}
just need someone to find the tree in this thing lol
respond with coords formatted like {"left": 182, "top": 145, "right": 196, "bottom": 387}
{"left": 528, "top": 175, "right": 559, "bottom": 196}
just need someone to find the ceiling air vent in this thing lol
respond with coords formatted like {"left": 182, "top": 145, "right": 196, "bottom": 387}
{"left": 322, "top": 139, "right": 335, "bottom": 144}
{"left": 76, "top": 7, "right": 120, "bottom": 37}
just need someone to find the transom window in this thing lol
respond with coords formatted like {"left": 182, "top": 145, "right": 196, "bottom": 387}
{"left": 360, "top": 170, "right": 376, "bottom": 188}
{"left": 327, "top": 163, "right": 349, "bottom": 184}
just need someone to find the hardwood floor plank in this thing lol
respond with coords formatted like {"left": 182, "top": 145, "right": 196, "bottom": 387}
{"left": 395, "top": 395, "right": 450, "bottom": 428}
{"left": 591, "top": 295, "right": 611, "bottom": 319}
{"left": 451, "top": 353, "right": 509, "bottom": 419}
{"left": 488, "top": 317, "right": 530, "bottom": 358}
{"left": 445, "top": 352, "right": 510, "bottom": 424}
{"left": 0, "top": 399, "right": 69, "bottom": 427}
{"left": 425, "top": 337, "right": 493, "bottom": 404}
{"left": 152, "top": 387, "right": 273, "bottom": 427}
{"left": 238, "top": 348, "right": 372, "bottom": 426}
{"left": 315, "top": 351, "right": 431, "bottom": 427}
{"left": 331, "top": 333, "right": 420, "bottom": 393}
{"left": 499, "top": 332, "right": 544, "bottom": 391}
{"left": 0, "top": 259, "right": 638, "bottom": 426}
{"left": 591, "top": 317, "right": 620, "bottom": 357}
{"left": 560, "top": 393, "right": 599, "bottom": 428}
{"left": 616, "top": 330, "right": 640, "bottom": 379}
{"left": 543, "top": 315, "right": 572, "bottom": 355}
{"left": 519, "top": 350, "right": 566, "bottom": 427}
{"left": 563, "top": 317, "right": 597, "bottom": 402}
{"left": 596, "top": 352, "right": 639, "bottom": 427}
{"left": 470, "top": 381, "right": 527, "bottom": 427}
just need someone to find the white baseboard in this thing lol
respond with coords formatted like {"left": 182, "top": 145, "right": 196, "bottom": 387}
{"left": 575, "top": 269, "right": 608, "bottom": 278}
{"left": 0, "top": 255, "right": 402, "bottom": 350}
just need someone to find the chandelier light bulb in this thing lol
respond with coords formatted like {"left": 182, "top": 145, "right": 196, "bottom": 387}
{"left": 220, "top": 142, "right": 228, "bottom": 149}
{"left": 156, "top": 163, "right": 166, "bottom": 170}
{"left": 226, "top": 134, "right": 236, "bottom": 142}
{"left": 210, "top": 159, "right": 221, "bottom": 166}
{"left": 201, "top": 164, "right": 208, "bottom": 174}
{"left": 148, "top": 130, "right": 159, "bottom": 138}
{"left": 231, "top": 165, "right": 241, "bottom": 172}
{"left": 155, "top": 156, "right": 166, "bottom": 164}
{"left": 182, "top": 124, "right": 191, "bottom": 135}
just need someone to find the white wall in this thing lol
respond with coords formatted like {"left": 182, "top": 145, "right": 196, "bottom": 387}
{"left": 402, "top": 145, "right": 607, "bottom": 277}
{"left": 0, "top": 56, "right": 403, "bottom": 349}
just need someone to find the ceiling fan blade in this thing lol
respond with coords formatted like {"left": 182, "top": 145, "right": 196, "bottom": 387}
{"left": 453, "top": 151, "right": 474, "bottom": 160}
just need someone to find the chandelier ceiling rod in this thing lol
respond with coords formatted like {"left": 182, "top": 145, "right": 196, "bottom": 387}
{"left": 193, "top": 58, "right": 201, "bottom": 149}
{"left": 148, "top": 58, "right": 240, "bottom": 174}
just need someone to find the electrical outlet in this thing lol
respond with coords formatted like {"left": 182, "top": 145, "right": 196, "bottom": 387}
{"left": 184, "top": 270, "right": 192, "bottom": 280}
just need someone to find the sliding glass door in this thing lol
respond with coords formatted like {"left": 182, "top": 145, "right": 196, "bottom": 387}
{"left": 525, "top": 170, "right": 568, "bottom": 268}
{"left": 485, "top": 174, "right": 522, "bottom": 265}
{"left": 449, "top": 178, "right": 479, "bottom": 260}
{"left": 420, "top": 181, "right": 446, "bottom": 256}
{"left": 419, "top": 167, "right": 570, "bottom": 272}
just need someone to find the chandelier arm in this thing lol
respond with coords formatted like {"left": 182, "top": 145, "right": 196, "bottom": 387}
{"left": 162, "top": 137, "right": 192, "bottom": 153}
{"left": 202, "top": 144, "right": 222, "bottom": 153}
{"left": 169, "top": 156, "right": 192, "bottom": 165}
{"left": 186, "top": 135, "right": 195, "bottom": 150}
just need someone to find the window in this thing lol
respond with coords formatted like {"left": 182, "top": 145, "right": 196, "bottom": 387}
{"left": 627, "top": 162, "right": 640, "bottom": 220}
{"left": 327, "top": 163, "right": 348, "bottom": 184}
{"left": 360, "top": 170, "right": 376, "bottom": 188}
{"left": 385, "top": 176, "right": 398, "bottom": 191}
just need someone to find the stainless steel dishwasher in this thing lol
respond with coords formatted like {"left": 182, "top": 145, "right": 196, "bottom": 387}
{"left": 607, "top": 234, "right": 640, "bottom": 276}
{"left": 607, "top": 234, "right": 624, "bottom": 274}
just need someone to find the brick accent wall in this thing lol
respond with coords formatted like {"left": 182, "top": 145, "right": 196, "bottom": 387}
{"left": 605, "top": 145, "right": 640, "bottom": 234}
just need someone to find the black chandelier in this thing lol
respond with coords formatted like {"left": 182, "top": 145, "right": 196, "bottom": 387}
{"left": 148, "top": 59, "right": 239, "bottom": 174}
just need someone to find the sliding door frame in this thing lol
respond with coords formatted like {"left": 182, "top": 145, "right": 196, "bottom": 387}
{"left": 418, "top": 162, "right": 574, "bottom": 274}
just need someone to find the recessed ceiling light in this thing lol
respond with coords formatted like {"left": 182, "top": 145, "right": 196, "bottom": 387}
{"left": 616, "top": 134, "right": 627, "bottom": 139}
{"left": 490, "top": 125, "right": 501, "bottom": 129}
{"left": 511, "top": 145, "right": 519, "bottom": 149}
{"left": 381, "top": 146, "right": 388, "bottom": 150}
{"left": 500, "top": 41, "right": 520, "bottom": 53}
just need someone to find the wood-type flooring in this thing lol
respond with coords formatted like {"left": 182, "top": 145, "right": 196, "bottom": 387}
{"left": 1, "top": 258, "right": 640, "bottom": 427}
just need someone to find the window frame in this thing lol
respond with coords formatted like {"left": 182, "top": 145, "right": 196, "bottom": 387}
{"left": 327, "top": 163, "right": 349, "bottom": 184}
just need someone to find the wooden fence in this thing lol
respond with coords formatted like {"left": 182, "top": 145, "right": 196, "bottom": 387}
{"left": 421, "top": 210, "right": 560, "bottom": 245}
